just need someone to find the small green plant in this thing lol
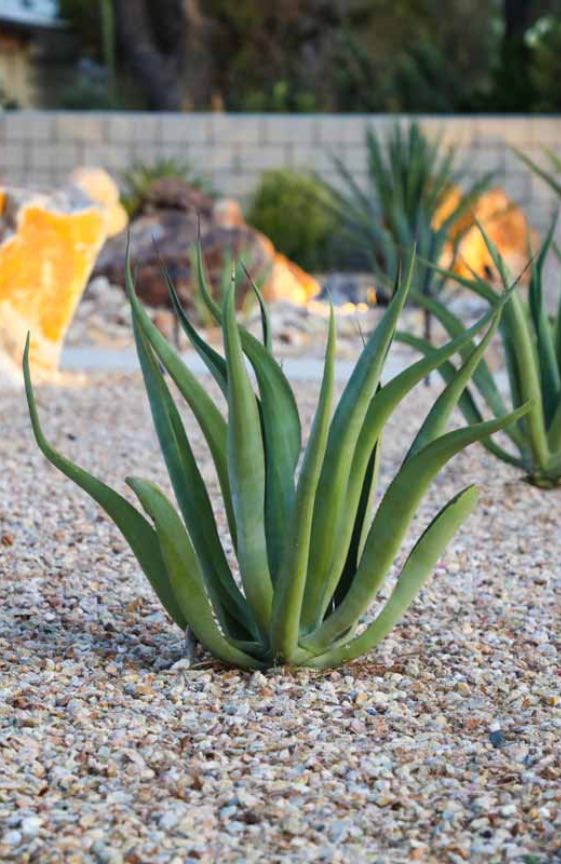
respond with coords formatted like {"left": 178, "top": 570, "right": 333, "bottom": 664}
{"left": 400, "top": 223, "right": 561, "bottom": 488}
{"left": 24, "top": 248, "right": 526, "bottom": 669}
{"left": 121, "top": 159, "right": 213, "bottom": 217}
{"left": 324, "top": 122, "right": 491, "bottom": 306}
{"left": 247, "top": 170, "right": 339, "bottom": 272}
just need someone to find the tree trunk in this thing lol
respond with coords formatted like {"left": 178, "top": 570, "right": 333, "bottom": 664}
{"left": 503, "top": 0, "right": 534, "bottom": 38}
{"left": 114, "top": 0, "right": 184, "bottom": 110}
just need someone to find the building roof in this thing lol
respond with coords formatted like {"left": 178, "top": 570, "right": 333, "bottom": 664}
{"left": 0, "top": 0, "right": 63, "bottom": 29}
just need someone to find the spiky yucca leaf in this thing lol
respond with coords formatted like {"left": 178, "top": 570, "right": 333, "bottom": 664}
{"left": 323, "top": 121, "right": 492, "bottom": 303}
{"left": 401, "top": 221, "right": 561, "bottom": 488}
{"left": 24, "top": 248, "right": 529, "bottom": 668}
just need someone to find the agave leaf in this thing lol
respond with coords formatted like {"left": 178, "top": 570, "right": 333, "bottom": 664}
{"left": 412, "top": 289, "right": 519, "bottom": 437}
{"left": 23, "top": 336, "right": 186, "bottom": 629}
{"left": 130, "top": 294, "right": 256, "bottom": 640}
{"left": 405, "top": 310, "right": 501, "bottom": 459}
{"left": 164, "top": 262, "right": 228, "bottom": 395}
{"left": 127, "top": 477, "right": 264, "bottom": 669}
{"left": 271, "top": 307, "right": 336, "bottom": 662}
{"left": 241, "top": 261, "right": 272, "bottom": 352}
{"left": 302, "top": 403, "right": 531, "bottom": 654}
{"left": 301, "top": 252, "right": 414, "bottom": 630}
{"left": 304, "top": 485, "right": 478, "bottom": 669}
{"left": 528, "top": 219, "right": 561, "bottom": 427}
{"left": 397, "top": 332, "right": 526, "bottom": 469}
{"left": 302, "top": 255, "right": 414, "bottom": 630}
{"left": 194, "top": 278, "right": 301, "bottom": 580}
{"left": 223, "top": 284, "right": 273, "bottom": 632}
{"left": 305, "top": 280, "right": 494, "bottom": 627}
{"left": 124, "top": 261, "right": 238, "bottom": 549}
{"left": 332, "top": 434, "right": 381, "bottom": 611}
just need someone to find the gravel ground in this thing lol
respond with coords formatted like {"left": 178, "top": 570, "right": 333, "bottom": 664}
{"left": 0, "top": 373, "right": 560, "bottom": 863}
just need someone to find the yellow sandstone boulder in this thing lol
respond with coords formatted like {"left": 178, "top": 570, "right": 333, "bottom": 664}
{"left": 0, "top": 187, "right": 107, "bottom": 373}
{"left": 436, "top": 186, "right": 537, "bottom": 281}
{"left": 70, "top": 167, "right": 129, "bottom": 238}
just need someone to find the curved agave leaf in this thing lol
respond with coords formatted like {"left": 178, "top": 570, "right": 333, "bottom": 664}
{"left": 23, "top": 336, "right": 186, "bottom": 629}
{"left": 223, "top": 284, "right": 273, "bottom": 633}
{"left": 128, "top": 478, "right": 264, "bottom": 669}
{"left": 304, "top": 485, "right": 479, "bottom": 669}
{"left": 271, "top": 307, "right": 336, "bottom": 662}
{"left": 302, "top": 403, "right": 531, "bottom": 654}
{"left": 302, "top": 251, "right": 414, "bottom": 630}
{"left": 130, "top": 300, "right": 256, "bottom": 640}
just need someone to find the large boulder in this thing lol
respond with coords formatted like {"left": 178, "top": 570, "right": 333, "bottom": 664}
{"left": 93, "top": 177, "right": 320, "bottom": 313}
{"left": 436, "top": 186, "right": 538, "bottom": 281}
{"left": 0, "top": 186, "right": 107, "bottom": 373}
{"left": 69, "top": 167, "right": 129, "bottom": 238}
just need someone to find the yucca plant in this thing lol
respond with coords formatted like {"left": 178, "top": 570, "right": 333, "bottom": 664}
{"left": 400, "top": 222, "right": 561, "bottom": 488}
{"left": 24, "top": 247, "right": 527, "bottom": 669}
{"left": 324, "top": 122, "right": 491, "bottom": 302}
{"left": 514, "top": 146, "right": 561, "bottom": 203}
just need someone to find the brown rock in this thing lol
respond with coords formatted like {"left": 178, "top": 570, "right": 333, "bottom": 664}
{"left": 93, "top": 177, "right": 319, "bottom": 316}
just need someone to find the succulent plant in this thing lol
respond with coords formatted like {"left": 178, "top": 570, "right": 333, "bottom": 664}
{"left": 400, "top": 222, "right": 561, "bottom": 488}
{"left": 323, "top": 121, "right": 491, "bottom": 304}
{"left": 24, "top": 247, "right": 527, "bottom": 669}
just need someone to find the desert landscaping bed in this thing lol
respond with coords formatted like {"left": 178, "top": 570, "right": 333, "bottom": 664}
{"left": 0, "top": 374, "right": 560, "bottom": 863}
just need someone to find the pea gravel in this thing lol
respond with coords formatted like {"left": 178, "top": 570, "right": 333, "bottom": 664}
{"left": 0, "top": 373, "right": 559, "bottom": 864}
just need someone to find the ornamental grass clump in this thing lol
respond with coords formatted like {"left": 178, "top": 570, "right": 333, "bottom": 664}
{"left": 24, "top": 247, "right": 527, "bottom": 669}
{"left": 400, "top": 222, "right": 561, "bottom": 488}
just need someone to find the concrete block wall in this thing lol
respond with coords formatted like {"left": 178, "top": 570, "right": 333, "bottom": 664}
{"left": 1, "top": 111, "right": 560, "bottom": 231}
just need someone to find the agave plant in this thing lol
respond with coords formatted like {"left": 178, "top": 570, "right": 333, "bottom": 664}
{"left": 400, "top": 222, "right": 561, "bottom": 488}
{"left": 24, "top": 247, "right": 527, "bottom": 669}
{"left": 324, "top": 121, "right": 492, "bottom": 309}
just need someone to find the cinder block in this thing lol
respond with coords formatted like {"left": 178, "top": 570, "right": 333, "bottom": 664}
{"left": 159, "top": 139, "right": 190, "bottom": 162}
{"left": 0, "top": 141, "right": 29, "bottom": 173}
{"left": 317, "top": 116, "right": 350, "bottom": 145}
{"left": 217, "top": 172, "right": 255, "bottom": 199}
{"left": 205, "top": 146, "right": 236, "bottom": 172}
{"left": 29, "top": 145, "right": 55, "bottom": 171}
{"left": 502, "top": 172, "right": 532, "bottom": 203}
{"left": 290, "top": 144, "right": 338, "bottom": 173}
{"left": 52, "top": 141, "right": 81, "bottom": 172}
{"left": 238, "top": 145, "right": 288, "bottom": 173}
{"left": 103, "top": 146, "right": 133, "bottom": 173}
{"left": 209, "top": 114, "right": 263, "bottom": 145}
{"left": 55, "top": 113, "right": 104, "bottom": 144}
{"left": 528, "top": 118, "right": 561, "bottom": 145}
{"left": 4, "top": 112, "right": 34, "bottom": 141}
{"left": 262, "top": 115, "right": 318, "bottom": 145}
{"left": 131, "top": 114, "right": 162, "bottom": 144}
{"left": 25, "top": 112, "right": 54, "bottom": 141}
{"left": 106, "top": 114, "right": 134, "bottom": 144}
{"left": 161, "top": 113, "right": 210, "bottom": 144}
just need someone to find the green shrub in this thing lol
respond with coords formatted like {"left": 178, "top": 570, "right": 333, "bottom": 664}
{"left": 247, "top": 170, "right": 338, "bottom": 272}
{"left": 24, "top": 247, "right": 526, "bottom": 669}
{"left": 400, "top": 223, "right": 561, "bottom": 488}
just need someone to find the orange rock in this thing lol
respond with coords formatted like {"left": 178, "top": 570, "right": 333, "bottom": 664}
{"left": 436, "top": 187, "right": 537, "bottom": 281}
{"left": 0, "top": 188, "right": 107, "bottom": 372}
{"left": 69, "top": 167, "right": 128, "bottom": 238}
{"left": 263, "top": 252, "right": 321, "bottom": 305}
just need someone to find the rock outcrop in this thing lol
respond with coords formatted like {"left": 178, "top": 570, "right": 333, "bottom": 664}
{"left": 436, "top": 187, "right": 538, "bottom": 281}
{"left": 0, "top": 186, "right": 107, "bottom": 373}
{"left": 70, "top": 167, "right": 129, "bottom": 238}
{"left": 93, "top": 177, "right": 320, "bottom": 313}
